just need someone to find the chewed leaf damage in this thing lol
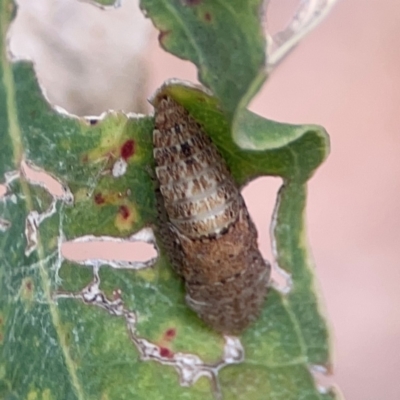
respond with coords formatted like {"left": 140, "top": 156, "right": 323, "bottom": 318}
{"left": 54, "top": 266, "right": 244, "bottom": 398}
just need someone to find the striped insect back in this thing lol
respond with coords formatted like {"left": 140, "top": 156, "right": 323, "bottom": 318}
{"left": 152, "top": 94, "right": 270, "bottom": 334}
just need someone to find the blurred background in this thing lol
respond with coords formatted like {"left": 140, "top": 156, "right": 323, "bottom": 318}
{"left": 8, "top": 0, "right": 400, "bottom": 399}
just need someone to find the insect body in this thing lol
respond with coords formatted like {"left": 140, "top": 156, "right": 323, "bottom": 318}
{"left": 152, "top": 94, "right": 270, "bottom": 334}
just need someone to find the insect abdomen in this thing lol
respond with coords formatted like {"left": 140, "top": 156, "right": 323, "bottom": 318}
{"left": 153, "top": 94, "right": 270, "bottom": 334}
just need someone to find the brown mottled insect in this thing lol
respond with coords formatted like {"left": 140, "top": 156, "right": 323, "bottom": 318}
{"left": 152, "top": 93, "right": 270, "bottom": 334}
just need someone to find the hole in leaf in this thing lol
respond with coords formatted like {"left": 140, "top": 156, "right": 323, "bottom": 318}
{"left": 242, "top": 177, "right": 292, "bottom": 292}
{"left": 22, "top": 161, "right": 65, "bottom": 198}
{"left": 8, "top": 0, "right": 152, "bottom": 115}
{"left": 265, "top": 0, "right": 300, "bottom": 36}
{"left": 62, "top": 239, "right": 157, "bottom": 264}
{"left": 241, "top": 176, "right": 281, "bottom": 263}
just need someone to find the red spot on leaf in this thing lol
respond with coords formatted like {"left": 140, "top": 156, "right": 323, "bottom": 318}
{"left": 81, "top": 154, "right": 89, "bottom": 163}
{"left": 26, "top": 281, "right": 32, "bottom": 291}
{"left": 204, "top": 12, "right": 212, "bottom": 21}
{"left": 121, "top": 139, "right": 135, "bottom": 160}
{"left": 160, "top": 347, "right": 173, "bottom": 358}
{"left": 94, "top": 193, "right": 105, "bottom": 205}
{"left": 119, "top": 205, "right": 130, "bottom": 220}
{"left": 164, "top": 328, "right": 176, "bottom": 340}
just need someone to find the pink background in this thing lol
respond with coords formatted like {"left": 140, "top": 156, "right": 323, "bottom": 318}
{"left": 7, "top": 1, "right": 400, "bottom": 399}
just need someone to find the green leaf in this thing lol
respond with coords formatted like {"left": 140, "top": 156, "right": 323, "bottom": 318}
{"left": 140, "top": 0, "right": 266, "bottom": 118}
{"left": 159, "top": 84, "right": 329, "bottom": 186}
{"left": 0, "top": 1, "right": 338, "bottom": 400}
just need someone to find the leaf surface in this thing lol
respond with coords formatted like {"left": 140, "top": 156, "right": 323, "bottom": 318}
{"left": 0, "top": 1, "right": 338, "bottom": 399}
